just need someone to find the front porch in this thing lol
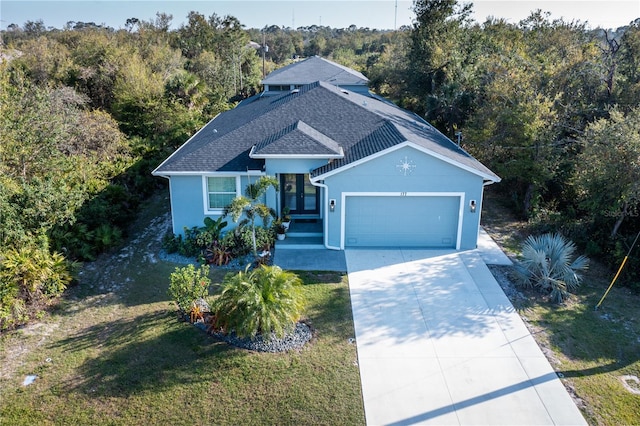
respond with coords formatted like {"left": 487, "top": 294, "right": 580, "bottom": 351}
{"left": 272, "top": 218, "right": 347, "bottom": 271}
{"left": 275, "top": 218, "right": 324, "bottom": 249}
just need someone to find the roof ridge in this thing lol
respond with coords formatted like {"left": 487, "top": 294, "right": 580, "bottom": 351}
{"left": 261, "top": 56, "right": 369, "bottom": 85}
{"left": 213, "top": 83, "right": 321, "bottom": 145}
{"left": 312, "top": 56, "right": 369, "bottom": 81}
{"left": 294, "top": 120, "right": 342, "bottom": 153}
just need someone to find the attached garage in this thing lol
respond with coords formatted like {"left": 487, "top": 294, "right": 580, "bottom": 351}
{"left": 343, "top": 193, "right": 463, "bottom": 249}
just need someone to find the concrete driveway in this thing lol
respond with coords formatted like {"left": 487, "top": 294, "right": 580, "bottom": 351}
{"left": 346, "top": 249, "right": 586, "bottom": 425}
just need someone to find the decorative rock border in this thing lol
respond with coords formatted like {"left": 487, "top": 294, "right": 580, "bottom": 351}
{"left": 187, "top": 313, "right": 313, "bottom": 353}
{"left": 206, "top": 322, "right": 313, "bottom": 353}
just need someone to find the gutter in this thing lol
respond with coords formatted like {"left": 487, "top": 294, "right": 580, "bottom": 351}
{"left": 309, "top": 177, "right": 341, "bottom": 251}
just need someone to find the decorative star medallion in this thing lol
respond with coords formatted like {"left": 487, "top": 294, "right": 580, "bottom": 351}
{"left": 396, "top": 156, "right": 416, "bottom": 176}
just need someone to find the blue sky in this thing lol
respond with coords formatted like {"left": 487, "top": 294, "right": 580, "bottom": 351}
{"left": 1, "top": 1, "right": 638, "bottom": 31}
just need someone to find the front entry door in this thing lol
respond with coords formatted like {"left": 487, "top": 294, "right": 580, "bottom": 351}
{"left": 281, "top": 174, "right": 319, "bottom": 215}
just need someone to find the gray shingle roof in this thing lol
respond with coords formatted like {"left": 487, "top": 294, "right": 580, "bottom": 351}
{"left": 251, "top": 120, "right": 343, "bottom": 157}
{"left": 261, "top": 56, "right": 369, "bottom": 86}
{"left": 153, "top": 81, "right": 499, "bottom": 182}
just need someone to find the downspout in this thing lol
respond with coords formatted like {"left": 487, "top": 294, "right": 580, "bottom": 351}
{"left": 310, "top": 178, "right": 341, "bottom": 251}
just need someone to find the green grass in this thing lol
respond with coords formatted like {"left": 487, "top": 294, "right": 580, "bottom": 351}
{"left": 513, "top": 269, "right": 640, "bottom": 426}
{"left": 0, "top": 194, "right": 364, "bottom": 425}
{"left": 483, "top": 191, "right": 640, "bottom": 426}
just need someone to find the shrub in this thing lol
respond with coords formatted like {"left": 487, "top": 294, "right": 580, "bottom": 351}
{"left": 162, "top": 217, "right": 228, "bottom": 259}
{"left": 0, "top": 244, "right": 75, "bottom": 330}
{"left": 613, "top": 238, "right": 640, "bottom": 291}
{"left": 49, "top": 223, "right": 97, "bottom": 261}
{"left": 515, "top": 232, "right": 589, "bottom": 303}
{"left": 239, "top": 225, "right": 274, "bottom": 254}
{"left": 0, "top": 277, "right": 26, "bottom": 330}
{"left": 220, "top": 224, "right": 274, "bottom": 258}
{"left": 179, "top": 226, "right": 204, "bottom": 257}
{"left": 92, "top": 223, "right": 123, "bottom": 251}
{"left": 196, "top": 216, "right": 227, "bottom": 247}
{"left": 162, "top": 230, "right": 182, "bottom": 254}
{"left": 219, "top": 227, "right": 246, "bottom": 258}
{"left": 213, "top": 265, "right": 305, "bottom": 338}
{"left": 167, "top": 264, "right": 210, "bottom": 313}
{"left": 163, "top": 219, "right": 274, "bottom": 264}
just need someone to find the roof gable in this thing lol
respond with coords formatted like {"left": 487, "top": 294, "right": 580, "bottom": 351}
{"left": 250, "top": 120, "right": 343, "bottom": 158}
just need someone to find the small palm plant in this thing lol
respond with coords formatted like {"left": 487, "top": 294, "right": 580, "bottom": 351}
{"left": 213, "top": 265, "right": 305, "bottom": 339}
{"left": 515, "top": 232, "right": 589, "bottom": 303}
{"left": 224, "top": 176, "right": 278, "bottom": 258}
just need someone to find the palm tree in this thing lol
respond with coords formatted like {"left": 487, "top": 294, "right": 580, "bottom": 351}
{"left": 516, "top": 232, "right": 589, "bottom": 303}
{"left": 213, "top": 265, "right": 305, "bottom": 339}
{"left": 224, "top": 175, "right": 278, "bottom": 258}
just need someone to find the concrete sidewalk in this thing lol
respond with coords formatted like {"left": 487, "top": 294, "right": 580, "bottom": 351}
{"left": 346, "top": 247, "right": 586, "bottom": 425}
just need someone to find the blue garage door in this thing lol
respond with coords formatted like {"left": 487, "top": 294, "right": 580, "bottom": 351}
{"left": 345, "top": 196, "right": 460, "bottom": 248}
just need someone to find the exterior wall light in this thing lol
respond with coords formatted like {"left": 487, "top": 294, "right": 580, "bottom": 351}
{"left": 470, "top": 200, "right": 477, "bottom": 213}
{"left": 329, "top": 199, "right": 336, "bottom": 212}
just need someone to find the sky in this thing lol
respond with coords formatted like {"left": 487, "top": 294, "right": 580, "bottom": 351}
{"left": 1, "top": 0, "right": 639, "bottom": 31}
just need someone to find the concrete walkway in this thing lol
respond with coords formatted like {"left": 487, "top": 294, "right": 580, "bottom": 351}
{"left": 273, "top": 248, "right": 347, "bottom": 272}
{"left": 346, "top": 246, "right": 586, "bottom": 425}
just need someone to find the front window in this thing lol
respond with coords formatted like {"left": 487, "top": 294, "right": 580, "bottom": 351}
{"left": 207, "top": 176, "right": 237, "bottom": 210}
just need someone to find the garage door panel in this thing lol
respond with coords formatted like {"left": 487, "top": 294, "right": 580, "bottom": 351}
{"left": 345, "top": 196, "right": 459, "bottom": 248}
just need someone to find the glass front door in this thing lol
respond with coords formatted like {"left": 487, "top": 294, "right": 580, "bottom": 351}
{"left": 281, "top": 174, "right": 319, "bottom": 215}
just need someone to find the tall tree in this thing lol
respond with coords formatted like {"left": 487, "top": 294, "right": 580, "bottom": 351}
{"left": 616, "top": 19, "right": 640, "bottom": 110}
{"left": 407, "top": 0, "right": 473, "bottom": 135}
{"left": 574, "top": 107, "right": 640, "bottom": 239}
{"left": 177, "top": 12, "right": 215, "bottom": 59}
{"left": 67, "top": 29, "right": 122, "bottom": 109}
{"left": 464, "top": 13, "right": 606, "bottom": 217}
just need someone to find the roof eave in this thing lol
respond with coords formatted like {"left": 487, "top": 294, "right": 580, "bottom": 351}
{"left": 250, "top": 153, "right": 344, "bottom": 159}
{"left": 149, "top": 170, "right": 266, "bottom": 176}
{"left": 249, "top": 144, "right": 344, "bottom": 160}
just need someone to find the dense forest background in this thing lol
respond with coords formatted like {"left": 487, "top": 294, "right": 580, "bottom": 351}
{"left": 1, "top": 0, "right": 639, "bottom": 328}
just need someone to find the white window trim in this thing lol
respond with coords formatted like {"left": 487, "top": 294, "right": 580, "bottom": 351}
{"left": 202, "top": 175, "right": 241, "bottom": 215}
{"left": 340, "top": 192, "right": 465, "bottom": 250}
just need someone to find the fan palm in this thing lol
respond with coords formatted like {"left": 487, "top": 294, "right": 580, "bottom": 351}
{"left": 213, "top": 265, "right": 305, "bottom": 338}
{"left": 1, "top": 245, "right": 73, "bottom": 301}
{"left": 516, "top": 232, "right": 589, "bottom": 303}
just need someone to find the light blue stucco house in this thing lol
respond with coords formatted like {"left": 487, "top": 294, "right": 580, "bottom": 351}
{"left": 152, "top": 56, "right": 500, "bottom": 250}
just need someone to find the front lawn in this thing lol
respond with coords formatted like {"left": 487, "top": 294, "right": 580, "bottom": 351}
{"left": 0, "top": 194, "right": 365, "bottom": 425}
